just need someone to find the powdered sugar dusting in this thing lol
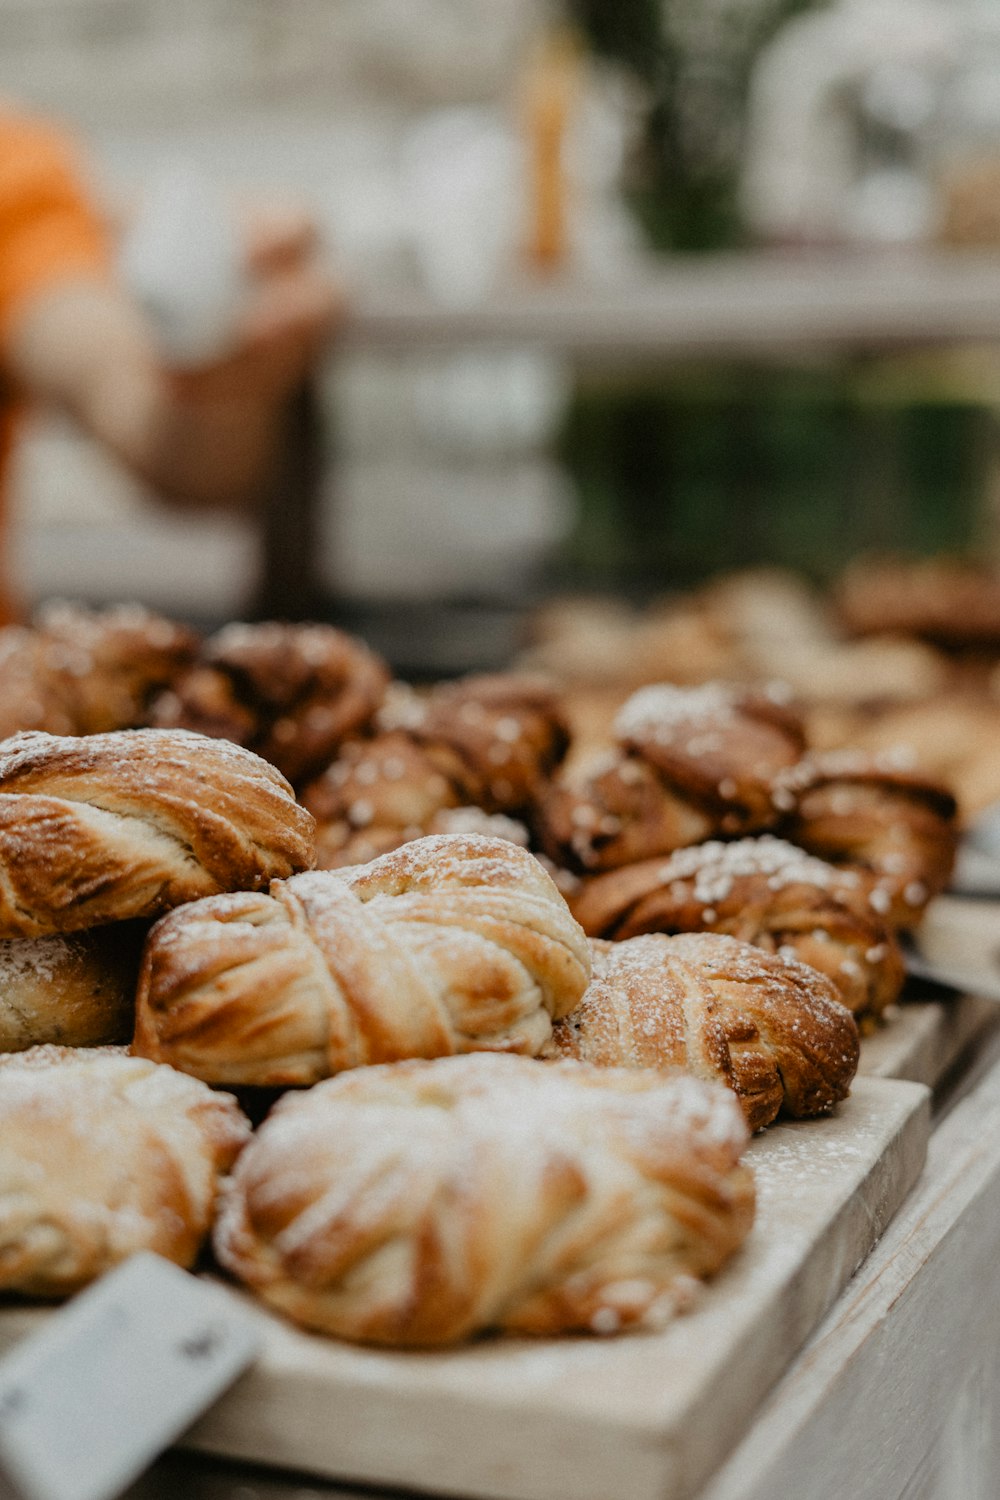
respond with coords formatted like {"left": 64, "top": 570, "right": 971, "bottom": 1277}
{"left": 656, "top": 835, "right": 860, "bottom": 907}
{"left": 614, "top": 684, "right": 739, "bottom": 744}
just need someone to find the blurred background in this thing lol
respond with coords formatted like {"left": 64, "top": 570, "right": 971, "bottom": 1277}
{"left": 6, "top": 0, "right": 1000, "bottom": 675}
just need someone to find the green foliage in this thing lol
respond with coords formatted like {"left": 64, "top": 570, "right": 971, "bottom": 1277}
{"left": 556, "top": 369, "right": 980, "bottom": 593}
{"left": 567, "top": 0, "right": 821, "bottom": 252}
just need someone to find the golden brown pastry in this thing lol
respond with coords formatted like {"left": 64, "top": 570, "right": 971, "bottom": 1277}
{"left": 213, "top": 1051, "right": 754, "bottom": 1345}
{"left": 133, "top": 833, "right": 591, "bottom": 1086}
{"left": 775, "top": 750, "right": 959, "bottom": 927}
{"left": 835, "top": 555, "right": 1000, "bottom": 648}
{"left": 0, "top": 924, "right": 145, "bottom": 1052}
{"left": 0, "top": 728, "right": 315, "bottom": 938}
{"left": 303, "top": 673, "right": 569, "bottom": 868}
{"left": 570, "top": 836, "right": 903, "bottom": 1026}
{"left": 545, "top": 932, "right": 860, "bottom": 1132}
{"left": 149, "top": 621, "right": 390, "bottom": 785}
{"left": 534, "top": 682, "right": 805, "bottom": 873}
{"left": 0, "top": 1045, "right": 249, "bottom": 1297}
{"left": 0, "top": 603, "right": 198, "bottom": 741}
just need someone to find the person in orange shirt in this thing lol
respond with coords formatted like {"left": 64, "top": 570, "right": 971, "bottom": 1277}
{"left": 0, "top": 107, "right": 339, "bottom": 620}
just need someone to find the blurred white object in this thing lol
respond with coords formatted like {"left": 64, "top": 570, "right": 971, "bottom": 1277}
{"left": 323, "top": 453, "right": 574, "bottom": 601}
{"left": 119, "top": 161, "right": 247, "bottom": 364}
{"left": 401, "top": 109, "right": 520, "bottom": 306}
{"left": 742, "top": 0, "right": 958, "bottom": 244}
{"left": 413, "top": 349, "right": 571, "bottom": 455}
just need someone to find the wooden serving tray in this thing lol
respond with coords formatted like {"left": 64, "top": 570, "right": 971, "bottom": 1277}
{"left": 153, "top": 1076, "right": 927, "bottom": 1500}
{"left": 859, "top": 991, "right": 999, "bottom": 1089}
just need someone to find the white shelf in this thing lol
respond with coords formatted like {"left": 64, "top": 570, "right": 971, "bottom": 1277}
{"left": 341, "top": 249, "right": 1000, "bottom": 362}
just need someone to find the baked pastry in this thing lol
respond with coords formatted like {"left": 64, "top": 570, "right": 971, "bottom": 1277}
{"left": 149, "top": 621, "right": 390, "bottom": 786}
{"left": 835, "top": 555, "right": 1000, "bottom": 649}
{"left": 775, "top": 750, "right": 959, "bottom": 927}
{"left": 213, "top": 1051, "right": 754, "bottom": 1345}
{"left": 0, "top": 728, "right": 315, "bottom": 938}
{"left": 544, "top": 932, "right": 860, "bottom": 1132}
{"left": 535, "top": 682, "right": 805, "bottom": 873}
{"left": 132, "top": 833, "right": 591, "bottom": 1086}
{"left": 0, "top": 924, "right": 145, "bottom": 1052}
{"left": 303, "top": 673, "right": 569, "bottom": 868}
{"left": 570, "top": 836, "right": 904, "bottom": 1025}
{"left": 0, "top": 603, "right": 198, "bottom": 742}
{"left": 0, "top": 1045, "right": 249, "bottom": 1297}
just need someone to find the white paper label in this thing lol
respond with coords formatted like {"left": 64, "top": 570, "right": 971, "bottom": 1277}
{"left": 0, "top": 1254, "right": 259, "bottom": 1500}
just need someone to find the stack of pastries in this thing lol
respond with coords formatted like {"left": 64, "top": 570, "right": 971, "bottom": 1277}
{"left": 0, "top": 599, "right": 963, "bottom": 1348}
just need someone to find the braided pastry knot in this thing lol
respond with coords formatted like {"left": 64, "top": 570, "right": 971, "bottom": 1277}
{"left": 535, "top": 682, "right": 805, "bottom": 873}
{"left": 213, "top": 1052, "right": 754, "bottom": 1345}
{"left": 544, "top": 932, "right": 859, "bottom": 1133}
{"left": 774, "top": 750, "right": 959, "bottom": 928}
{"left": 0, "top": 1046, "right": 249, "bottom": 1298}
{"left": 302, "top": 673, "right": 569, "bottom": 868}
{"left": 132, "top": 834, "right": 592, "bottom": 1086}
{"left": 570, "top": 836, "right": 904, "bottom": 1026}
{"left": 149, "top": 621, "right": 391, "bottom": 786}
{"left": 0, "top": 728, "right": 315, "bottom": 938}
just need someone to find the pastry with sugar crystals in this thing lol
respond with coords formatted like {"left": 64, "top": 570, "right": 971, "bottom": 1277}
{"left": 545, "top": 932, "right": 859, "bottom": 1132}
{"left": 303, "top": 673, "right": 569, "bottom": 868}
{"left": 0, "top": 603, "right": 198, "bottom": 742}
{"left": 213, "top": 1051, "right": 754, "bottom": 1345}
{"left": 149, "top": 621, "right": 390, "bottom": 786}
{"left": 0, "top": 728, "right": 315, "bottom": 938}
{"left": 133, "top": 833, "right": 590, "bottom": 1086}
{"left": 534, "top": 682, "right": 805, "bottom": 873}
{"left": 774, "top": 750, "right": 959, "bottom": 928}
{"left": 0, "top": 1046, "right": 249, "bottom": 1297}
{"left": 570, "top": 836, "right": 903, "bottom": 1026}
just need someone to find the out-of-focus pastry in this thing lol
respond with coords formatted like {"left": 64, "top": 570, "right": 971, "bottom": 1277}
{"left": 149, "top": 621, "right": 390, "bottom": 786}
{"left": 0, "top": 728, "right": 315, "bottom": 938}
{"left": 694, "top": 567, "right": 836, "bottom": 655}
{"left": 743, "top": 636, "right": 949, "bottom": 710}
{"left": 545, "top": 931, "right": 860, "bottom": 1130}
{"left": 835, "top": 556, "right": 1000, "bottom": 649}
{"left": 213, "top": 1051, "right": 754, "bottom": 1345}
{"left": 133, "top": 834, "right": 590, "bottom": 1086}
{"left": 0, "top": 603, "right": 199, "bottom": 741}
{"left": 302, "top": 673, "right": 569, "bottom": 869}
{"left": 569, "top": 836, "right": 904, "bottom": 1026}
{"left": 534, "top": 682, "right": 805, "bottom": 873}
{"left": 0, "top": 1045, "right": 249, "bottom": 1298}
{"left": 0, "top": 924, "right": 145, "bottom": 1052}
{"left": 849, "top": 696, "right": 1000, "bottom": 821}
{"left": 775, "top": 749, "right": 959, "bottom": 927}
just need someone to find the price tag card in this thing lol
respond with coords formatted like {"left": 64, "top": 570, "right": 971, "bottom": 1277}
{"left": 0, "top": 1254, "right": 259, "bottom": 1500}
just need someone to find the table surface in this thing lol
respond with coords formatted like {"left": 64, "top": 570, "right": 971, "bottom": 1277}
{"left": 115, "top": 1000, "right": 1000, "bottom": 1500}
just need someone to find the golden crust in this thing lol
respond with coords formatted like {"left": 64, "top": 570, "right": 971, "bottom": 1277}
{"left": 0, "top": 924, "right": 144, "bottom": 1052}
{"left": 546, "top": 932, "right": 859, "bottom": 1132}
{"left": 570, "top": 837, "right": 904, "bottom": 1025}
{"left": 0, "top": 605, "right": 199, "bottom": 742}
{"left": 303, "top": 673, "right": 569, "bottom": 867}
{"left": 212, "top": 1051, "right": 754, "bottom": 1345}
{"left": 534, "top": 683, "right": 805, "bottom": 873}
{"left": 775, "top": 751, "right": 959, "bottom": 927}
{"left": 133, "top": 833, "right": 592, "bottom": 1086}
{"left": 149, "top": 621, "right": 390, "bottom": 785}
{"left": 0, "top": 1045, "right": 249, "bottom": 1297}
{"left": 0, "top": 729, "right": 315, "bottom": 938}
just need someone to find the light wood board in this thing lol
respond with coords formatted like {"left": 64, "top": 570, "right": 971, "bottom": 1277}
{"left": 700, "top": 1033, "right": 1000, "bottom": 1500}
{"left": 143, "top": 1077, "right": 929, "bottom": 1500}
{"left": 859, "top": 992, "right": 999, "bottom": 1089}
